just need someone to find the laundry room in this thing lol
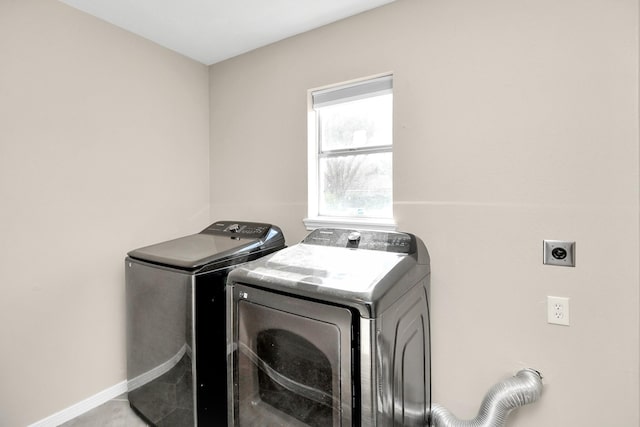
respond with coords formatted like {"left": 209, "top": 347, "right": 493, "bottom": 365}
{"left": 1, "top": 0, "right": 638, "bottom": 426}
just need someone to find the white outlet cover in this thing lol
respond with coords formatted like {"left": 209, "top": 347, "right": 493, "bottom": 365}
{"left": 547, "top": 296, "right": 570, "bottom": 326}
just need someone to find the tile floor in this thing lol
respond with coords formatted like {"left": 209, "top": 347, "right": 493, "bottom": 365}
{"left": 59, "top": 395, "right": 147, "bottom": 427}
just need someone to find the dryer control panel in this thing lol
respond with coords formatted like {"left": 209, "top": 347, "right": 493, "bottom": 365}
{"left": 303, "top": 228, "right": 415, "bottom": 254}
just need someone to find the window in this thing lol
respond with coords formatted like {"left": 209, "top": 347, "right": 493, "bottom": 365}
{"left": 305, "top": 75, "right": 395, "bottom": 230}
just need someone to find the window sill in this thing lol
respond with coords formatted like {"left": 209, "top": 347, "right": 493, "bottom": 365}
{"left": 303, "top": 216, "right": 398, "bottom": 231}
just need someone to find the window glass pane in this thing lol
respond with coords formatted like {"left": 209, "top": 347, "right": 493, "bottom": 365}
{"left": 319, "top": 152, "right": 392, "bottom": 218}
{"left": 318, "top": 94, "right": 392, "bottom": 152}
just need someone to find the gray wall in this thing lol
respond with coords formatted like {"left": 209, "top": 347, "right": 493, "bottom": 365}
{"left": 209, "top": 0, "right": 639, "bottom": 425}
{"left": 0, "top": 1, "right": 209, "bottom": 425}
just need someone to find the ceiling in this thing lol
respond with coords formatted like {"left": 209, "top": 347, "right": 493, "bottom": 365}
{"left": 58, "top": 0, "right": 395, "bottom": 65}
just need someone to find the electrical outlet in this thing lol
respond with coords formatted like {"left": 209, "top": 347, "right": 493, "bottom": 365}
{"left": 543, "top": 240, "right": 575, "bottom": 267}
{"left": 547, "top": 296, "right": 570, "bottom": 326}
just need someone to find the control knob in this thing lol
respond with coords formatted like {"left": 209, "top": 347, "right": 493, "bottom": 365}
{"left": 347, "top": 231, "right": 361, "bottom": 242}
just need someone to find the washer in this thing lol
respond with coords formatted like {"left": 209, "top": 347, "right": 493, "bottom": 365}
{"left": 227, "top": 228, "right": 431, "bottom": 427}
{"left": 126, "top": 220, "right": 285, "bottom": 426}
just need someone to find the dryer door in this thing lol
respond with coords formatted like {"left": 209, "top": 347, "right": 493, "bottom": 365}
{"left": 230, "top": 285, "right": 353, "bottom": 427}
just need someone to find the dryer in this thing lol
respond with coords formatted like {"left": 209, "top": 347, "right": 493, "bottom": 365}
{"left": 226, "top": 228, "right": 431, "bottom": 426}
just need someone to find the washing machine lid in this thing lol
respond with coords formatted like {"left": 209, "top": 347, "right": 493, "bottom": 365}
{"left": 127, "top": 221, "right": 285, "bottom": 271}
{"left": 228, "top": 228, "right": 430, "bottom": 317}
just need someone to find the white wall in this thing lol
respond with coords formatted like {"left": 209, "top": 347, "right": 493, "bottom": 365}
{"left": 0, "top": 1, "right": 210, "bottom": 425}
{"left": 210, "top": 0, "right": 639, "bottom": 425}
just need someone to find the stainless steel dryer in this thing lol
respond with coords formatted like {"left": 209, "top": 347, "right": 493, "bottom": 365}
{"left": 126, "top": 220, "right": 285, "bottom": 427}
{"left": 226, "top": 228, "right": 431, "bottom": 427}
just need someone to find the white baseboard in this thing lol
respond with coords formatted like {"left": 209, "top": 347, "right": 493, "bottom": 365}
{"left": 28, "top": 380, "right": 127, "bottom": 427}
{"left": 28, "top": 345, "right": 188, "bottom": 426}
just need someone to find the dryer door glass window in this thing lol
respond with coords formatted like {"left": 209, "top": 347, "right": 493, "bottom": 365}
{"left": 256, "top": 328, "right": 334, "bottom": 425}
{"left": 236, "top": 295, "right": 352, "bottom": 427}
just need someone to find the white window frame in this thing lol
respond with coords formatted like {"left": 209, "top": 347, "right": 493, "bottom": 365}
{"left": 304, "top": 74, "right": 397, "bottom": 231}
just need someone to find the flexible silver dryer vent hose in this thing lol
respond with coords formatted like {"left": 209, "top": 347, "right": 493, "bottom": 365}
{"left": 430, "top": 368, "right": 543, "bottom": 427}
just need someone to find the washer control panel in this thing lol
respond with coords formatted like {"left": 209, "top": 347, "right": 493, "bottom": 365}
{"left": 202, "top": 221, "right": 271, "bottom": 238}
{"left": 303, "top": 228, "right": 415, "bottom": 253}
